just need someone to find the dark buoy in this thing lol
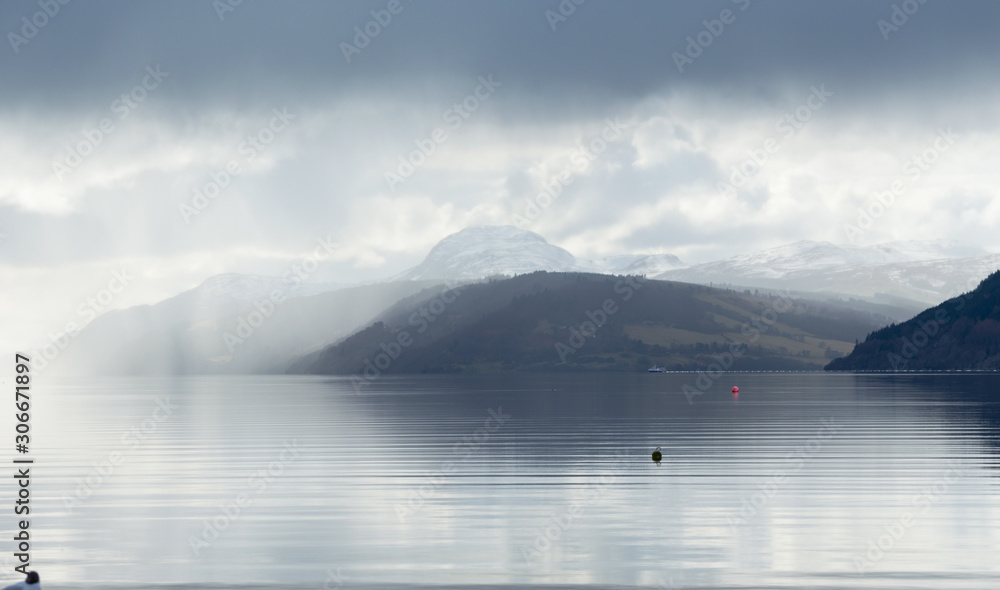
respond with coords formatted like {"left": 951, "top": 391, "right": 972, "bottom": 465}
{"left": 732, "top": 386, "right": 739, "bottom": 394}
{"left": 651, "top": 446, "right": 662, "bottom": 462}
{"left": 4, "top": 571, "right": 40, "bottom": 590}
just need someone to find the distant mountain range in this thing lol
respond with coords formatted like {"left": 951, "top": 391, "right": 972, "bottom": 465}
{"left": 657, "top": 240, "right": 996, "bottom": 306}
{"left": 44, "top": 225, "right": 1000, "bottom": 375}
{"left": 387, "top": 226, "right": 998, "bottom": 307}
{"left": 826, "top": 270, "right": 1000, "bottom": 371}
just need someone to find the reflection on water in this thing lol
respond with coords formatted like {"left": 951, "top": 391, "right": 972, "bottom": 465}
{"left": 15, "top": 373, "right": 1000, "bottom": 588}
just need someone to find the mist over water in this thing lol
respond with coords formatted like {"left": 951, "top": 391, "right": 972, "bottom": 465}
{"left": 17, "top": 372, "right": 999, "bottom": 588}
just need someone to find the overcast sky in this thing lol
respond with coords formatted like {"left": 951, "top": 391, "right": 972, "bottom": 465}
{"left": 2, "top": 0, "right": 999, "bottom": 352}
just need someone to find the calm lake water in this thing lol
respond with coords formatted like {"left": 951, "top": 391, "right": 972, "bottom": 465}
{"left": 13, "top": 372, "right": 1000, "bottom": 588}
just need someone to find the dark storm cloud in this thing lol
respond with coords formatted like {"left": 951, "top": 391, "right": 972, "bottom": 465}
{"left": 2, "top": 0, "right": 998, "bottom": 113}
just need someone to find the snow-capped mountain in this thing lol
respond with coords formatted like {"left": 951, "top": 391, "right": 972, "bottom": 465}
{"left": 858, "top": 240, "right": 988, "bottom": 262}
{"left": 392, "top": 226, "right": 580, "bottom": 281}
{"left": 674, "top": 240, "right": 987, "bottom": 280}
{"left": 389, "top": 228, "right": 999, "bottom": 304}
{"left": 585, "top": 253, "right": 687, "bottom": 276}
{"left": 658, "top": 240, "right": 998, "bottom": 304}
{"left": 392, "top": 226, "right": 687, "bottom": 282}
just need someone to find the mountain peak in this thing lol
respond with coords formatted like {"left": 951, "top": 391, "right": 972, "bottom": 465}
{"left": 393, "top": 225, "right": 578, "bottom": 281}
{"left": 445, "top": 225, "right": 550, "bottom": 243}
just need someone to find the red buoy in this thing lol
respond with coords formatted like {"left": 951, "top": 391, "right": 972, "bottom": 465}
{"left": 732, "top": 386, "right": 739, "bottom": 394}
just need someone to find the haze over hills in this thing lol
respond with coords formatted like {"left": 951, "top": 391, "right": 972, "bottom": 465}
{"left": 42, "top": 277, "right": 439, "bottom": 375}
{"left": 171, "top": 273, "right": 342, "bottom": 320}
